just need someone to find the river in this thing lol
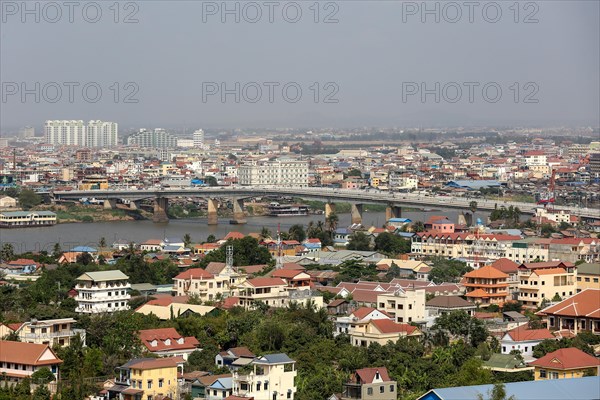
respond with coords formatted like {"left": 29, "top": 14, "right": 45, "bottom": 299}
{"left": 1, "top": 209, "right": 489, "bottom": 254}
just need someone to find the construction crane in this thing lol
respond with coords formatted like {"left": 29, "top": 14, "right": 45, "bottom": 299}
{"left": 537, "top": 169, "right": 556, "bottom": 206}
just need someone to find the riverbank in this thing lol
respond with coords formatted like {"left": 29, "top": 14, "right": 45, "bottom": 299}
{"left": 37, "top": 204, "right": 149, "bottom": 223}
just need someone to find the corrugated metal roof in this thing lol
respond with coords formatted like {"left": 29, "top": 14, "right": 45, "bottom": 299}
{"left": 419, "top": 376, "right": 600, "bottom": 400}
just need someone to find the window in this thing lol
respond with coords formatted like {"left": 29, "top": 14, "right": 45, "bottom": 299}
{"left": 367, "top": 388, "right": 373, "bottom": 395}
{"left": 380, "top": 385, "right": 385, "bottom": 393}
{"left": 390, "top": 385, "right": 395, "bottom": 392}
{"left": 550, "top": 372, "right": 559, "bottom": 379}
{"left": 159, "top": 379, "right": 163, "bottom": 388}
{"left": 540, "top": 369, "right": 547, "bottom": 378}
{"left": 147, "top": 380, "right": 152, "bottom": 389}
{"left": 257, "top": 383, "right": 261, "bottom": 391}
{"left": 264, "top": 382, "right": 269, "bottom": 390}
{"left": 585, "top": 278, "right": 590, "bottom": 282}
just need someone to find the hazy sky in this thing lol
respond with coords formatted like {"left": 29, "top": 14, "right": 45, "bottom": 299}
{"left": 1, "top": 0, "right": 599, "bottom": 130}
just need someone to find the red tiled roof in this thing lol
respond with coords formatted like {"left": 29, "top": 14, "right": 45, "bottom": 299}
{"left": 174, "top": 268, "right": 214, "bottom": 280}
{"left": 246, "top": 277, "right": 286, "bottom": 287}
{"left": 0, "top": 341, "right": 62, "bottom": 366}
{"left": 506, "top": 325, "right": 555, "bottom": 342}
{"left": 355, "top": 367, "right": 391, "bottom": 384}
{"left": 538, "top": 289, "right": 600, "bottom": 318}
{"left": 490, "top": 258, "right": 519, "bottom": 273}
{"left": 529, "top": 348, "right": 600, "bottom": 370}
{"left": 464, "top": 265, "right": 508, "bottom": 279}
{"left": 223, "top": 232, "right": 245, "bottom": 240}
{"left": 220, "top": 296, "right": 240, "bottom": 310}
{"left": 146, "top": 295, "right": 190, "bottom": 306}
{"left": 370, "top": 319, "right": 418, "bottom": 335}
{"left": 139, "top": 328, "right": 199, "bottom": 352}
{"left": 533, "top": 267, "right": 567, "bottom": 276}
{"left": 272, "top": 269, "right": 308, "bottom": 279}
{"left": 351, "top": 307, "right": 386, "bottom": 320}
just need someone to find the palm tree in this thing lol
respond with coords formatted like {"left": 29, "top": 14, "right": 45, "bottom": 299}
{"left": 326, "top": 212, "right": 339, "bottom": 233}
{"left": 469, "top": 200, "right": 478, "bottom": 226}
{"left": 99, "top": 237, "right": 107, "bottom": 250}
{"left": 183, "top": 233, "right": 192, "bottom": 248}
{"left": 260, "top": 227, "right": 272, "bottom": 240}
{"left": 411, "top": 221, "right": 425, "bottom": 233}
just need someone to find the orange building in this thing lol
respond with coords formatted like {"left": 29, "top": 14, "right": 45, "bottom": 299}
{"left": 464, "top": 265, "right": 509, "bottom": 306}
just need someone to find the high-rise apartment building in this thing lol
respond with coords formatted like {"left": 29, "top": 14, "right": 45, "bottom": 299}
{"left": 127, "top": 128, "right": 178, "bottom": 148}
{"left": 44, "top": 120, "right": 86, "bottom": 146}
{"left": 44, "top": 120, "right": 118, "bottom": 147}
{"left": 193, "top": 129, "right": 204, "bottom": 148}
{"left": 87, "top": 120, "right": 118, "bottom": 147}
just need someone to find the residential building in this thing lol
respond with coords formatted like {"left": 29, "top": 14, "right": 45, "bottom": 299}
{"left": 576, "top": 262, "right": 600, "bottom": 291}
{"left": 425, "top": 296, "right": 476, "bottom": 317}
{"left": 173, "top": 266, "right": 244, "bottom": 301}
{"left": 376, "top": 288, "right": 426, "bottom": 324}
{"left": 341, "top": 367, "right": 397, "bottom": 400}
{"left": 335, "top": 307, "right": 393, "bottom": 337}
{"left": 0, "top": 195, "right": 17, "bottom": 208}
{"left": 87, "top": 120, "right": 118, "bottom": 147}
{"left": 0, "top": 258, "right": 39, "bottom": 275}
{"left": 489, "top": 258, "right": 520, "bottom": 300}
{"left": 548, "top": 238, "right": 600, "bottom": 264}
{"left": 11, "top": 318, "right": 86, "bottom": 347}
{"left": 463, "top": 265, "right": 509, "bottom": 306}
{"left": 207, "top": 377, "right": 233, "bottom": 399}
{"left": 517, "top": 262, "right": 577, "bottom": 309}
{"left": 529, "top": 348, "right": 600, "bottom": 380}
{"left": 500, "top": 325, "right": 555, "bottom": 359}
{"left": 127, "top": 128, "right": 178, "bottom": 148}
{"left": 236, "top": 278, "right": 289, "bottom": 309}
{"left": 0, "top": 341, "right": 62, "bottom": 393}
{"left": 417, "top": 376, "right": 600, "bottom": 400}
{"left": 109, "top": 357, "right": 184, "bottom": 400}
{"left": 193, "top": 129, "right": 205, "bottom": 148}
{"left": 537, "top": 288, "right": 600, "bottom": 334}
{"left": 231, "top": 353, "right": 297, "bottom": 400}
{"left": 74, "top": 270, "right": 131, "bottom": 313}
{"left": 349, "top": 319, "right": 421, "bottom": 347}
{"left": 215, "top": 347, "right": 256, "bottom": 370}
{"left": 44, "top": 120, "right": 86, "bottom": 146}
{"left": 238, "top": 158, "right": 309, "bottom": 187}
{"left": 138, "top": 327, "right": 200, "bottom": 360}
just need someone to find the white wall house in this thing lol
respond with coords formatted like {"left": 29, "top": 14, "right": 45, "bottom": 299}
{"left": 75, "top": 270, "right": 131, "bottom": 313}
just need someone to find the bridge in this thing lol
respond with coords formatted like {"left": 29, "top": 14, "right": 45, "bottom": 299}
{"left": 51, "top": 187, "right": 600, "bottom": 224}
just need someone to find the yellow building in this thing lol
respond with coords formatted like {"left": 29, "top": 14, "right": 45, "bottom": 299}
{"left": 529, "top": 348, "right": 600, "bottom": 380}
{"left": 108, "top": 356, "right": 184, "bottom": 399}
{"left": 78, "top": 175, "right": 109, "bottom": 190}
{"left": 576, "top": 263, "right": 600, "bottom": 292}
{"left": 350, "top": 319, "right": 421, "bottom": 347}
{"left": 518, "top": 263, "right": 577, "bottom": 309}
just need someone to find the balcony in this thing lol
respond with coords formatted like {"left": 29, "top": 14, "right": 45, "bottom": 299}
{"left": 21, "top": 328, "right": 86, "bottom": 340}
{"left": 341, "top": 382, "right": 362, "bottom": 400}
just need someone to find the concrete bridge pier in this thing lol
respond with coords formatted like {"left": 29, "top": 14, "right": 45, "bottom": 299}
{"left": 207, "top": 198, "right": 219, "bottom": 225}
{"left": 351, "top": 203, "right": 363, "bottom": 225}
{"left": 232, "top": 198, "right": 247, "bottom": 224}
{"left": 385, "top": 204, "right": 402, "bottom": 222}
{"left": 325, "top": 202, "right": 336, "bottom": 219}
{"left": 153, "top": 197, "right": 169, "bottom": 223}
{"left": 129, "top": 200, "right": 139, "bottom": 210}
{"left": 103, "top": 199, "right": 117, "bottom": 210}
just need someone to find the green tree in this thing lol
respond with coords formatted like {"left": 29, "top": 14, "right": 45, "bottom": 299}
{"left": 76, "top": 252, "right": 94, "bottom": 266}
{"left": 374, "top": 232, "right": 411, "bottom": 255}
{"left": 428, "top": 258, "right": 472, "bottom": 284}
{"left": 346, "top": 169, "right": 362, "bottom": 177}
{"left": 99, "top": 237, "right": 107, "bottom": 249}
{"left": 433, "top": 310, "right": 489, "bottom": 347}
{"left": 326, "top": 212, "right": 339, "bottom": 233}
{"left": 288, "top": 224, "right": 307, "bottom": 242}
{"left": 31, "top": 367, "right": 55, "bottom": 385}
{"left": 183, "top": 233, "right": 192, "bottom": 248}
{"left": 347, "top": 232, "right": 371, "bottom": 251}
{"left": 52, "top": 243, "right": 63, "bottom": 260}
{"left": 205, "top": 176, "right": 218, "bottom": 186}
{"left": 18, "top": 189, "right": 42, "bottom": 210}
{"left": 260, "top": 227, "right": 272, "bottom": 240}
{"left": 205, "top": 234, "right": 216, "bottom": 243}
{"left": 0, "top": 243, "right": 14, "bottom": 261}
{"left": 32, "top": 384, "right": 51, "bottom": 400}
{"left": 411, "top": 221, "right": 425, "bottom": 233}
{"left": 477, "top": 383, "right": 516, "bottom": 400}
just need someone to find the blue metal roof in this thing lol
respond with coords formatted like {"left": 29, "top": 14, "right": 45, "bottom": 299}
{"left": 71, "top": 246, "right": 97, "bottom": 253}
{"left": 418, "top": 376, "right": 600, "bottom": 400}
{"left": 445, "top": 180, "right": 502, "bottom": 190}
{"left": 255, "top": 353, "right": 295, "bottom": 364}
